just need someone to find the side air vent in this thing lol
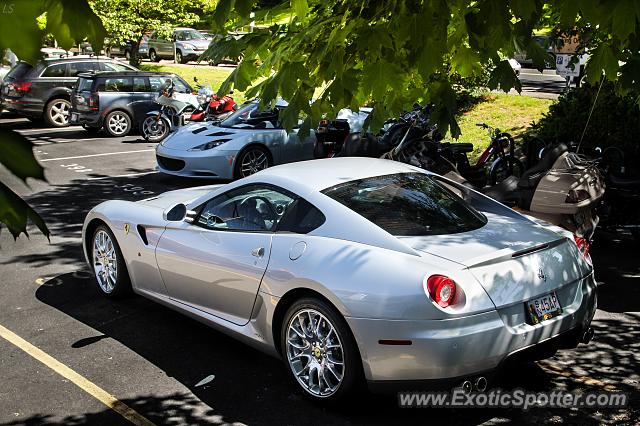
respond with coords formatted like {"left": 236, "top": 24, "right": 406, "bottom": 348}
{"left": 136, "top": 225, "right": 149, "bottom": 245}
{"left": 192, "top": 126, "right": 208, "bottom": 134}
{"left": 206, "top": 131, "right": 233, "bottom": 137}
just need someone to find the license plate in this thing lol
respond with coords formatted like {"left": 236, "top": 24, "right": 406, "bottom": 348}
{"left": 526, "top": 291, "right": 562, "bottom": 324}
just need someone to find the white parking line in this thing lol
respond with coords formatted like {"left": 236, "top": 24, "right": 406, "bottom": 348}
{"left": 86, "top": 171, "right": 157, "bottom": 181}
{"left": 40, "top": 149, "right": 155, "bottom": 162}
{"left": 17, "top": 127, "right": 82, "bottom": 134}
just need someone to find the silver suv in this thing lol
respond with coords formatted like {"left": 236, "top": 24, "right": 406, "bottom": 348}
{"left": 147, "top": 28, "right": 211, "bottom": 64}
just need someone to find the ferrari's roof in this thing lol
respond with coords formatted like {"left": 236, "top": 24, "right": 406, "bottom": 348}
{"left": 252, "top": 158, "right": 423, "bottom": 192}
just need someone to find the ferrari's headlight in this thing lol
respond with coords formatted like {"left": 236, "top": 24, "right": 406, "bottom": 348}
{"left": 189, "top": 139, "right": 230, "bottom": 151}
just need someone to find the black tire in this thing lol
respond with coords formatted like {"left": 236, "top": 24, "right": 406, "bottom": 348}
{"left": 44, "top": 98, "right": 71, "bottom": 127}
{"left": 280, "top": 297, "right": 362, "bottom": 403}
{"left": 176, "top": 50, "right": 186, "bottom": 64}
{"left": 490, "top": 156, "right": 525, "bottom": 186}
{"left": 90, "top": 224, "right": 132, "bottom": 298}
{"left": 233, "top": 145, "right": 271, "bottom": 179}
{"left": 149, "top": 49, "right": 160, "bottom": 62}
{"left": 141, "top": 115, "right": 170, "bottom": 142}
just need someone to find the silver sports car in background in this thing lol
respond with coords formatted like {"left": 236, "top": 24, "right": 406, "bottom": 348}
{"left": 83, "top": 158, "right": 597, "bottom": 402}
{"left": 155, "top": 100, "right": 315, "bottom": 180}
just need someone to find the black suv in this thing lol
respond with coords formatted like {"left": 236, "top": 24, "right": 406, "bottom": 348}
{"left": 0, "top": 56, "right": 137, "bottom": 127}
{"left": 70, "top": 71, "right": 192, "bottom": 137}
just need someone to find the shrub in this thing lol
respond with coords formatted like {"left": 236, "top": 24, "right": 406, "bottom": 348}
{"left": 527, "top": 82, "right": 640, "bottom": 155}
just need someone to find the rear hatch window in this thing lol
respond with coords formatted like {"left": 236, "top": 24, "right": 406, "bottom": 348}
{"left": 4, "top": 63, "right": 33, "bottom": 81}
{"left": 322, "top": 172, "right": 487, "bottom": 236}
{"left": 77, "top": 77, "right": 94, "bottom": 92}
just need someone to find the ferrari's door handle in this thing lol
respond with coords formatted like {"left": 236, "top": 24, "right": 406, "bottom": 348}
{"left": 251, "top": 247, "right": 265, "bottom": 258}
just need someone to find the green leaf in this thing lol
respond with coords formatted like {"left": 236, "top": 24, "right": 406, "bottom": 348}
{"left": 235, "top": 0, "right": 255, "bottom": 19}
{"left": 585, "top": 44, "right": 620, "bottom": 84}
{"left": 510, "top": 0, "right": 538, "bottom": 20}
{"left": 291, "top": 0, "right": 308, "bottom": 20}
{"left": 488, "top": 60, "right": 522, "bottom": 93}
{"left": 451, "top": 46, "right": 482, "bottom": 78}
{"left": 213, "top": 0, "right": 234, "bottom": 29}
{"left": 0, "top": 181, "right": 50, "bottom": 241}
{"left": 0, "top": 129, "right": 45, "bottom": 182}
{"left": 611, "top": 0, "right": 640, "bottom": 40}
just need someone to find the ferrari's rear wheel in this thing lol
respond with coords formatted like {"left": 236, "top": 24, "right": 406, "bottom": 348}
{"left": 281, "top": 298, "right": 362, "bottom": 403}
{"left": 91, "top": 225, "right": 131, "bottom": 298}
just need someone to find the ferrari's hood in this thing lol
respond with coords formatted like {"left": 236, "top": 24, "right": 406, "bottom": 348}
{"left": 138, "top": 185, "right": 223, "bottom": 209}
{"left": 160, "top": 123, "right": 249, "bottom": 151}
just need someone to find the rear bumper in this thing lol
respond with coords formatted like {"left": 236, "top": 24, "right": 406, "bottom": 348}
{"left": 347, "top": 272, "right": 597, "bottom": 388}
{"left": 70, "top": 110, "right": 102, "bottom": 127}
{"left": 0, "top": 96, "right": 44, "bottom": 117}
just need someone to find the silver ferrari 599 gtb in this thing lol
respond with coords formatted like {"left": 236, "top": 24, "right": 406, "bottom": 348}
{"left": 82, "top": 158, "right": 597, "bottom": 402}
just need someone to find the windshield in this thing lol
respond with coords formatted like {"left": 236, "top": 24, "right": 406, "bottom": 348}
{"left": 177, "top": 30, "right": 204, "bottom": 41}
{"left": 322, "top": 173, "right": 487, "bottom": 236}
{"left": 219, "top": 103, "right": 280, "bottom": 129}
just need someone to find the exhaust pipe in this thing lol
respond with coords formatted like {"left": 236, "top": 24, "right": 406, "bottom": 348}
{"left": 461, "top": 380, "right": 473, "bottom": 394}
{"left": 474, "top": 376, "right": 488, "bottom": 392}
{"left": 582, "top": 327, "right": 594, "bottom": 344}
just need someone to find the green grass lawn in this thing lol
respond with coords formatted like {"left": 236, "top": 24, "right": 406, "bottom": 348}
{"left": 139, "top": 63, "right": 246, "bottom": 103}
{"left": 451, "top": 93, "right": 553, "bottom": 159}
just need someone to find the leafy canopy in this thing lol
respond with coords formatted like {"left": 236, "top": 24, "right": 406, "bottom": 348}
{"left": 0, "top": 0, "right": 106, "bottom": 240}
{"left": 203, "top": 0, "right": 640, "bottom": 137}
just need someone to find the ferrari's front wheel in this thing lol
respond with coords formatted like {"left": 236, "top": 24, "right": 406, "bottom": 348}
{"left": 91, "top": 225, "right": 131, "bottom": 298}
{"left": 281, "top": 298, "right": 362, "bottom": 403}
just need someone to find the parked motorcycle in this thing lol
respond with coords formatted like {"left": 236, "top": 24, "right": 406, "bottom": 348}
{"left": 441, "top": 123, "right": 524, "bottom": 187}
{"left": 141, "top": 79, "right": 200, "bottom": 143}
{"left": 189, "top": 77, "right": 237, "bottom": 123}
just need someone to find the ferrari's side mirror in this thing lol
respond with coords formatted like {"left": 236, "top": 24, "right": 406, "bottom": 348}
{"left": 163, "top": 203, "right": 187, "bottom": 221}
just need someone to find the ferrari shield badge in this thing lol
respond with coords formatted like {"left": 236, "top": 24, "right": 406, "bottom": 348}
{"left": 124, "top": 223, "right": 130, "bottom": 235}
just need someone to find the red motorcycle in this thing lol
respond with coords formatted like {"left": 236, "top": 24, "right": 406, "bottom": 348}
{"left": 189, "top": 77, "right": 238, "bottom": 122}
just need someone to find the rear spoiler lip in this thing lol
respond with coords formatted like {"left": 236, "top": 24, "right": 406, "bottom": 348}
{"left": 459, "top": 237, "right": 567, "bottom": 269}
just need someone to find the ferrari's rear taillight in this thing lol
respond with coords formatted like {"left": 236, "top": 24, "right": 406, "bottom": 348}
{"left": 10, "top": 81, "right": 32, "bottom": 95}
{"left": 425, "top": 275, "right": 458, "bottom": 308}
{"left": 573, "top": 234, "right": 590, "bottom": 259}
{"left": 88, "top": 92, "right": 99, "bottom": 111}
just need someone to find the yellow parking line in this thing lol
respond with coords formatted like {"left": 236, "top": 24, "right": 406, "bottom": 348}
{"left": 538, "top": 362, "right": 618, "bottom": 391}
{"left": 0, "top": 324, "right": 155, "bottom": 426}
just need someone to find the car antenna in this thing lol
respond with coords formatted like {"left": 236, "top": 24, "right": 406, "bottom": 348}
{"left": 576, "top": 76, "right": 605, "bottom": 154}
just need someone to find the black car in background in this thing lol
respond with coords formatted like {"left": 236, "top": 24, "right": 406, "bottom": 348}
{"left": 0, "top": 56, "right": 137, "bottom": 127}
{"left": 70, "top": 71, "right": 192, "bottom": 137}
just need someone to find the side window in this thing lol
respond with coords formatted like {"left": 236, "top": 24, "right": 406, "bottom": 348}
{"left": 277, "top": 198, "right": 326, "bottom": 234}
{"left": 41, "top": 63, "right": 67, "bottom": 77}
{"left": 101, "top": 77, "right": 132, "bottom": 92}
{"left": 133, "top": 77, "right": 148, "bottom": 92}
{"left": 197, "top": 185, "right": 296, "bottom": 232}
{"left": 148, "top": 76, "right": 164, "bottom": 92}
{"left": 68, "top": 61, "right": 97, "bottom": 76}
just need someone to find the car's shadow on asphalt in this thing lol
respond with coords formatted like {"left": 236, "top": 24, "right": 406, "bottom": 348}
{"left": 31, "top": 233, "right": 640, "bottom": 425}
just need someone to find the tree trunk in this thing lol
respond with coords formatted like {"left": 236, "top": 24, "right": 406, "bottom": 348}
{"left": 130, "top": 39, "right": 141, "bottom": 67}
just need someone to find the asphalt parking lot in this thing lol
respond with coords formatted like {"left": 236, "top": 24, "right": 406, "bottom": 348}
{"left": 0, "top": 116, "right": 638, "bottom": 425}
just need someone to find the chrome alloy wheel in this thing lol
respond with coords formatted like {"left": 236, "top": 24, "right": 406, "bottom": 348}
{"left": 49, "top": 100, "right": 70, "bottom": 125}
{"left": 93, "top": 230, "right": 118, "bottom": 293}
{"left": 286, "top": 308, "right": 345, "bottom": 397}
{"left": 239, "top": 149, "right": 269, "bottom": 177}
{"left": 107, "top": 112, "right": 129, "bottom": 135}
